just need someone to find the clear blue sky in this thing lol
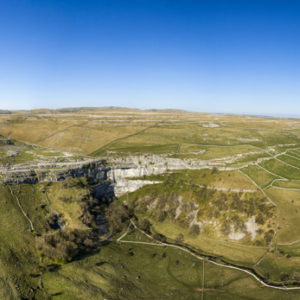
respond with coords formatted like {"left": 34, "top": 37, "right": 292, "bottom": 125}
{"left": 0, "top": 0, "right": 299, "bottom": 115}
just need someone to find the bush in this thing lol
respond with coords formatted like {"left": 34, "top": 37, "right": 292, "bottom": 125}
{"left": 175, "top": 233, "right": 184, "bottom": 243}
{"left": 256, "top": 214, "right": 265, "bottom": 225}
{"left": 80, "top": 196, "right": 129, "bottom": 234}
{"left": 46, "top": 213, "right": 61, "bottom": 230}
{"left": 105, "top": 200, "right": 129, "bottom": 235}
{"left": 156, "top": 210, "right": 167, "bottom": 222}
{"left": 189, "top": 224, "right": 200, "bottom": 236}
{"left": 37, "top": 229, "right": 98, "bottom": 261}
{"left": 221, "top": 221, "right": 231, "bottom": 235}
{"left": 138, "top": 218, "right": 151, "bottom": 233}
{"left": 264, "top": 229, "right": 274, "bottom": 244}
{"left": 280, "top": 273, "right": 290, "bottom": 282}
{"left": 153, "top": 233, "right": 167, "bottom": 242}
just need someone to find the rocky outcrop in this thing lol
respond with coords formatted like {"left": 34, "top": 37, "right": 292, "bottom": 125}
{"left": 0, "top": 151, "right": 271, "bottom": 197}
{"left": 0, "top": 158, "right": 162, "bottom": 198}
{"left": 0, "top": 160, "right": 108, "bottom": 185}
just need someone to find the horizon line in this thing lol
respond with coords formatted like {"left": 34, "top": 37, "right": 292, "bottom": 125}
{"left": 1, "top": 106, "right": 300, "bottom": 120}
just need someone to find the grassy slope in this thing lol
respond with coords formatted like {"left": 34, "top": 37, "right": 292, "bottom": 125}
{"left": 1, "top": 112, "right": 300, "bottom": 156}
{"left": 42, "top": 231, "right": 300, "bottom": 300}
{"left": 121, "top": 169, "right": 277, "bottom": 268}
{"left": 260, "top": 159, "right": 300, "bottom": 180}
{"left": 242, "top": 165, "right": 279, "bottom": 188}
{"left": 0, "top": 185, "right": 48, "bottom": 299}
{"left": 265, "top": 188, "right": 300, "bottom": 243}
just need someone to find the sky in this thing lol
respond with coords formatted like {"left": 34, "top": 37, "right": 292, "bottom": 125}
{"left": 0, "top": 0, "right": 299, "bottom": 115}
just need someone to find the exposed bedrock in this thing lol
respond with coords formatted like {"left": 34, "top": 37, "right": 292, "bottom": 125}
{"left": 0, "top": 153, "right": 260, "bottom": 197}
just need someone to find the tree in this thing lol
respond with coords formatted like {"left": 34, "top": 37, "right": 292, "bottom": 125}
{"left": 264, "top": 229, "right": 274, "bottom": 244}
{"left": 280, "top": 273, "right": 290, "bottom": 282}
{"left": 221, "top": 221, "right": 231, "bottom": 236}
{"left": 256, "top": 214, "right": 265, "bottom": 225}
{"left": 211, "top": 167, "right": 218, "bottom": 174}
{"left": 156, "top": 210, "right": 167, "bottom": 222}
{"left": 138, "top": 218, "right": 151, "bottom": 233}
{"left": 175, "top": 233, "right": 184, "bottom": 243}
{"left": 153, "top": 233, "right": 166, "bottom": 242}
{"left": 189, "top": 224, "right": 200, "bottom": 236}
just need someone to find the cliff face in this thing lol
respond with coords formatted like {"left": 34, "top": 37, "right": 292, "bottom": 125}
{"left": 0, "top": 159, "right": 162, "bottom": 198}
{"left": 0, "top": 153, "right": 235, "bottom": 198}
{"left": 0, "top": 153, "right": 251, "bottom": 197}
{"left": 0, "top": 161, "right": 108, "bottom": 185}
{"left": 106, "top": 154, "right": 228, "bottom": 197}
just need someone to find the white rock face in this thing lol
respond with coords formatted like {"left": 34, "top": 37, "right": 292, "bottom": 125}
{"left": 111, "top": 179, "right": 161, "bottom": 197}
{"left": 229, "top": 230, "right": 246, "bottom": 240}
{"left": 245, "top": 216, "right": 258, "bottom": 241}
{"left": 108, "top": 154, "right": 235, "bottom": 174}
{"left": 106, "top": 155, "right": 211, "bottom": 197}
{"left": 105, "top": 152, "right": 265, "bottom": 196}
{"left": 237, "top": 138, "right": 261, "bottom": 143}
{"left": 187, "top": 209, "right": 202, "bottom": 227}
{"left": 202, "top": 123, "right": 219, "bottom": 128}
{"left": 106, "top": 152, "right": 264, "bottom": 196}
{"left": 228, "top": 217, "right": 258, "bottom": 241}
{"left": 175, "top": 196, "right": 183, "bottom": 219}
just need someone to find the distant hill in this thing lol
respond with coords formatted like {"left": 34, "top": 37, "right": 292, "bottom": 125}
{"left": 0, "top": 106, "right": 190, "bottom": 114}
{"left": 0, "top": 110, "right": 12, "bottom": 114}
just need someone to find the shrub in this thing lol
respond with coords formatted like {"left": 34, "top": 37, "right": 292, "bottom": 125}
{"left": 175, "top": 233, "right": 184, "bottom": 243}
{"left": 47, "top": 213, "right": 61, "bottom": 230}
{"left": 280, "top": 273, "right": 290, "bottom": 282}
{"left": 264, "top": 229, "right": 274, "bottom": 244}
{"left": 37, "top": 229, "right": 98, "bottom": 261}
{"left": 189, "top": 224, "right": 200, "bottom": 236}
{"left": 153, "top": 233, "right": 167, "bottom": 242}
{"left": 156, "top": 210, "right": 167, "bottom": 222}
{"left": 221, "top": 221, "right": 231, "bottom": 235}
{"left": 138, "top": 218, "right": 151, "bottom": 233}
{"left": 105, "top": 199, "right": 129, "bottom": 235}
{"left": 256, "top": 214, "right": 265, "bottom": 225}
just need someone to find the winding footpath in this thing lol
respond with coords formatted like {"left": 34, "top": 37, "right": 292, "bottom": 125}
{"left": 8, "top": 185, "right": 35, "bottom": 232}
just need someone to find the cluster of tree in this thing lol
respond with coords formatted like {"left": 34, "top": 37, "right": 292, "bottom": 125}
{"left": 153, "top": 233, "right": 167, "bottom": 242}
{"left": 231, "top": 215, "right": 246, "bottom": 232}
{"left": 175, "top": 233, "right": 184, "bottom": 243}
{"left": 39, "top": 191, "right": 129, "bottom": 262}
{"left": 214, "top": 197, "right": 228, "bottom": 211}
{"left": 104, "top": 200, "right": 129, "bottom": 235}
{"left": 46, "top": 213, "right": 62, "bottom": 230}
{"left": 138, "top": 218, "right": 151, "bottom": 233}
{"left": 221, "top": 220, "right": 231, "bottom": 235}
{"left": 264, "top": 229, "right": 274, "bottom": 244}
{"left": 80, "top": 195, "right": 129, "bottom": 235}
{"left": 36, "top": 229, "right": 99, "bottom": 262}
{"left": 189, "top": 224, "right": 200, "bottom": 236}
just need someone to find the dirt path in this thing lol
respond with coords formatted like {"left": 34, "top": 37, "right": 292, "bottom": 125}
{"left": 117, "top": 225, "right": 130, "bottom": 242}
{"left": 270, "top": 186, "right": 300, "bottom": 192}
{"left": 275, "top": 157, "right": 300, "bottom": 171}
{"left": 285, "top": 153, "right": 300, "bottom": 161}
{"left": 239, "top": 169, "right": 279, "bottom": 267}
{"left": 195, "top": 183, "right": 258, "bottom": 193}
{"left": 277, "top": 240, "right": 300, "bottom": 246}
{"left": 36, "top": 121, "right": 89, "bottom": 143}
{"left": 8, "top": 185, "right": 35, "bottom": 232}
